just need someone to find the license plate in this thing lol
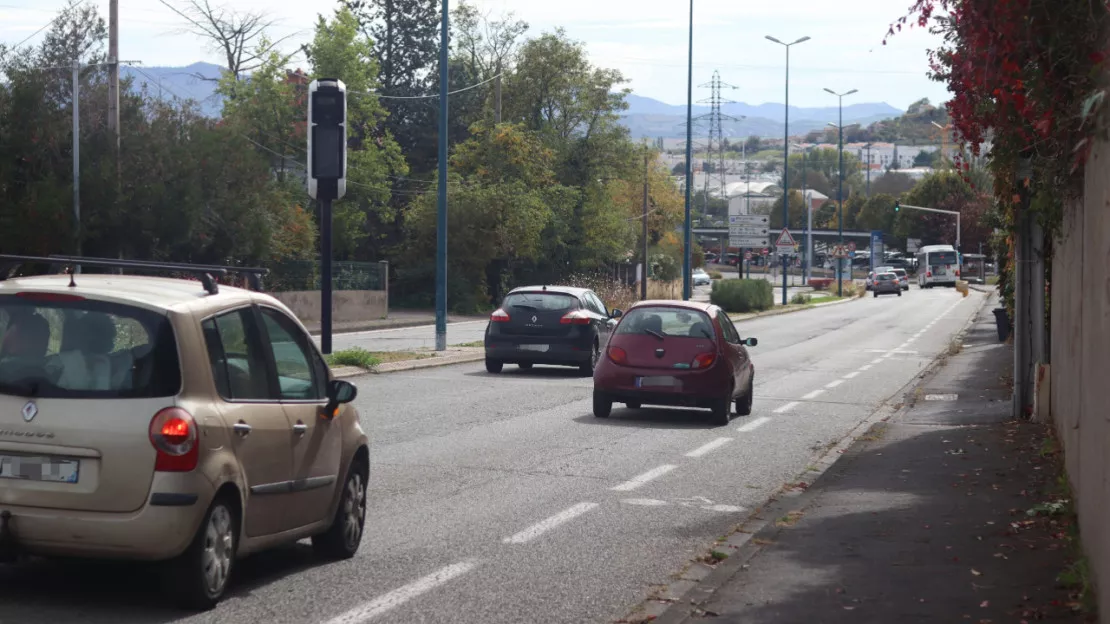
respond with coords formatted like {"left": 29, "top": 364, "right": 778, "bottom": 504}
{"left": 0, "top": 454, "right": 80, "bottom": 483}
{"left": 935, "top": 267, "right": 946, "bottom": 275}
{"left": 635, "top": 376, "right": 680, "bottom": 388}
{"left": 519, "top": 344, "right": 549, "bottom": 352}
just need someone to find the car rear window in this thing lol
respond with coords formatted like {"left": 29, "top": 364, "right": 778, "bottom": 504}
{"left": 0, "top": 294, "right": 181, "bottom": 398}
{"left": 616, "top": 307, "right": 715, "bottom": 339}
{"left": 877, "top": 274, "right": 895, "bottom": 281}
{"left": 502, "top": 292, "right": 579, "bottom": 312}
{"left": 929, "top": 251, "right": 958, "bottom": 265}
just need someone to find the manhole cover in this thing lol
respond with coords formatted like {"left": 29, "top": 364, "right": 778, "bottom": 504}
{"left": 924, "top": 394, "right": 959, "bottom": 401}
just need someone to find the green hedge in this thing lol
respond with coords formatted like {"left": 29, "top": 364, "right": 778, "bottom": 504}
{"left": 710, "top": 279, "right": 773, "bottom": 313}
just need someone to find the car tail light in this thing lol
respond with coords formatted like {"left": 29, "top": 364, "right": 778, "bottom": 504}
{"left": 560, "top": 310, "right": 591, "bottom": 325}
{"left": 490, "top": 308, "right": 510, "bottom": 322}
{"left": 608, "top": 346, "right": 628, "bottom": 364}
{"left": 691, "top": 352, "right": 716, "bottom": 369}
{"left": 926, "top": 270, "right": 933, "bottom": 278}
{"left": 16, "top": 292, "right": 86, "bottom": 302}
{"left": 149, "top": 407, "right": 198, "bottom": 472}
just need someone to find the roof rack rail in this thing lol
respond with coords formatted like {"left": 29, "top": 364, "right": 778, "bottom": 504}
{"left": 0, "top": 254, "right": 267, "bottom": 295}
{"left": 46, "top": 255, "right": 269, "bottom": 291}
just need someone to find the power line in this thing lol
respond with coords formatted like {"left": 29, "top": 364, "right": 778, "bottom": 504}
{"left": 1, "top": 0, "right": 86, "bottom": 56}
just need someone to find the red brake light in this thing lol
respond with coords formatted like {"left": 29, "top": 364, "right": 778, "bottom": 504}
{"left": 149, "top": 407, "right": 198, "bottom": 472}
{"left": 691, "top": 352, "right": 717, "bottom": 369}
{"left": 608, "top": 346, "right": 628, "bottom": 364}
{"left": 560, "top": 310, "right": 591, "bottom": 325}
{"left": 16, "top": 292, "right": 86, "bottom": 302}
{"left": 491, "top": 308, "right": 510, "bottom": 322}
{"left": 926, "top": 270, "right": 932, "bottom": 277}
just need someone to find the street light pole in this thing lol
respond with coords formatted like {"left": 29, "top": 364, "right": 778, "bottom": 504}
{"left": 434, "top": 0, "right": 450, "bottom": 351}
{"left": 766, "top": 34, "right": 810, "bottom": 305}
{"left": 682, "top": 0, "right": 695, "bottom": 300}
{"left": 824, "top": 87, "right": 857, "bottom": 297}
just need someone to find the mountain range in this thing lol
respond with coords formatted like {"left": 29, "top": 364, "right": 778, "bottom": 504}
{"left": 117, "top": 63, "right": 905, "bottom": 138}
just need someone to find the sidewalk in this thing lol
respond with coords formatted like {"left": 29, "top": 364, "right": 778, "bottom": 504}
{"left": 652, "top": 294, "right": 1095, "bottom": 623}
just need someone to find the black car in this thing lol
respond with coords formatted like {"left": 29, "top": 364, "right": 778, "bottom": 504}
{"left": 484, "top": 286, "right": 619, "bottom": 375}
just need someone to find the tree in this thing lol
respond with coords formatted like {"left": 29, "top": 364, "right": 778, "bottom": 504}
{"left": 768, "top": 191, "right": 809, "bottom": 229}
{"left": 744, "top": 135, "right": 761, "bottom": 154}
{"left": 871, "top": 172, "right": 917, "bottom": 196}
{"left": 854, "top": 193, "right": 898, "bottom": 234}
{"left": 895, "top": 170, "right": 991, "bottom": 250}
{"left": 912, "top": 149, "right": 933, "bottom": 167}
{"left": 158, "top": 0, "right": 296, "bottom": 80}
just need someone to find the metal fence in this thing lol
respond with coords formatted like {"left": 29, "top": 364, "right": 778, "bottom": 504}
{"left": 266, "top": 260, "right": 387, "bottom": 292}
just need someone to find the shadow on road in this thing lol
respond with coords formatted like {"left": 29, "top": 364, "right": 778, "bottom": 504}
{"left": 572, "top": 406, "right": 726, "bottom": 430}
{"left": 0, "top": 542, "right": 331, "bottom": 623}
{"left": 466, "top": 366, "right": 589, "bottom": 380}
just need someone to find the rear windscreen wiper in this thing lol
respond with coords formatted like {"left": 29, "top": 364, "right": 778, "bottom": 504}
{"left": 644, "top": 329, "right": 665, "bottom": 341}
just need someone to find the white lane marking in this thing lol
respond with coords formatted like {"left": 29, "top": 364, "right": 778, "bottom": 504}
{"left": 685, "top": 437, "right": 734, "bottom": 458}
{"left": 773, "top": 401, "right": 800, "bottom": 413}
{"left": 322, "top": 561, "right": 477, "bottom": 624}
{"left": 611, "top": 465, "right": 678, "bottom": 491}
{"left": 704, "top": 504, "right": 745, "bottom": 512}
{"left": 802, "top": 389, "right": 824, "bottom": 400}
{"left": 871, "top": 357, "right": 884, "bottom": 365}
{"left": 826, "top": 379, "right": 845, "bottom": 388}
{"left": 502, "top": 503, "right": 598, "bottom": 544}
{"left": 859, "top": 364, "right": 873, "bottom": 371}
{"left": 843, "top": 371, "right": 860, "bottom": 379}
{"left": 622, "top": 498, "right": 668, "bottom": 506}
{"left": 736, "top": 416, "right": 771, "bottom": 432}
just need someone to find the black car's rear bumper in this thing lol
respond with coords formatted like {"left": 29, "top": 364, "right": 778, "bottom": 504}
{"left": 485, "top": 336, "right": 593, "bottom": 366}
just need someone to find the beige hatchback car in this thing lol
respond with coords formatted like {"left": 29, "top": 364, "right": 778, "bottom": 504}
{"left": 0, "top": 255, "right": 369, "bottom": 610}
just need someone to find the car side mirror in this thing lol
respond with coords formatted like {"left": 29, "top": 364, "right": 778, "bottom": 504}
{"left": 321, "top": 379, "right": 358, "bottom": 420}
{"left": 743, "top": 337, "right": 758, "bottom": 347}
{"left": 610, "top": 309, "right": 623, "bottom": 318}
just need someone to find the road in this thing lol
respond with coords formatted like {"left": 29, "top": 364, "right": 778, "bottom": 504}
{"left": 0, "top": 287, "right": 983, "bottom": 624}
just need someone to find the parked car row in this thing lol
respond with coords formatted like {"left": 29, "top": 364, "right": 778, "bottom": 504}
{"left": 482, "top": 285, "right": 758, "bottom": 427}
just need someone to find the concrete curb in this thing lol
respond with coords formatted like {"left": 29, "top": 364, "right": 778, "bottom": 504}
{"left": 630, "top": 291, "right": 990, "bottom": 624}
{"left": 728, "top": 295, "right": 858, "bottom": 323}
{"left": 331, "top": 349, "right": 485, "bottom": 379}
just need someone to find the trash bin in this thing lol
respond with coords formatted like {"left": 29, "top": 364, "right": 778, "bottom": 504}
{"left": 992, "top": 308, "right": 1010, "bottom": 342}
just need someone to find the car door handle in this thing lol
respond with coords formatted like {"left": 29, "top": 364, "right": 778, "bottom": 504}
{"left": 232, "top": 422, "right": 252, "bottom": 437}
{"left": 293, "top": 422, "right": 307, "bottom": 436}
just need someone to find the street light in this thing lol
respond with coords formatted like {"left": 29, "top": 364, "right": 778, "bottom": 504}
{"left": 766, "top": 34, "right": 810, "bottom": 305}
{"left": 682, "top": 0, "right": 695, "bottom": 301}
{"left": 824, "top": 87, "right": 857, "bottom": 297}
{"left": 791, "top": 142, "right": 811, "bottom": 282}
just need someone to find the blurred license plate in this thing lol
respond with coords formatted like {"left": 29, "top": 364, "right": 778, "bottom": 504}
{"left": 636, "top": 376, "right": 680, "bottom": 388}
{"left": 0, "top": 454, "right": 80, "bottom": 483}
{"left": 519, "top": 344, "right": 549, "bottom": 352}
{"left": 935, "top": 267, "right": 946, "bottom": 275}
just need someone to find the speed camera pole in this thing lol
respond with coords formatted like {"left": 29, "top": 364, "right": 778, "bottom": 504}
{"left": 307, "top": 79, "right": 347, "bottom": 355}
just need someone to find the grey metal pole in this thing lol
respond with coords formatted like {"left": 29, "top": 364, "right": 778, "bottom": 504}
{"left": 681, "top": 0, "right": 694, "bottom": 301}
{"left": 435, "top": 0, "right": 449, "bottom": 351}
{"left": 781, "top": 45, "right": 789, "bottom": 305}
{"left": 321, "top": 198, "right": 333, "bottom": 354}
{"left": 642, "top": 151, "right": 650, "bottom": 301}
{"left": 72, "top": 59, "right": 81, "bottom": 265}
{"left": 802, "top": 149, "right": 810, "bottom": 283}
{"left": 837, "top": 101, "right": 844, "bottom": 297}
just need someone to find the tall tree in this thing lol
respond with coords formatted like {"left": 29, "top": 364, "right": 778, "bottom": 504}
{"left": 158, "top": 0, "right": 296, "bottom": 80}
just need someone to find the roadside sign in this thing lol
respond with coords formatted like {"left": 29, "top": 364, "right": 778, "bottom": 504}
{"left": 729, "top": 214, "right": 769, "bottom": 226}
{"left": 729, "top": 235, "right": 769, "bottom": 248}
{"left": 744, "top": 252, "right": 752, "bottom": 260}
{"left": 728, "top": 214, "right": 770, "bottom": 240}
{"left": 847, "top": 241, "right": 856, "bottom": 252}
{"left": 761, "top": 248, "right": 769, "bottom": 256}
{"left": 774, "top": 228, "right": 796, "bottom": 255}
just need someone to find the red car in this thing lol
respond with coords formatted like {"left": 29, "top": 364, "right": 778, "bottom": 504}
{"left": 592, "top": 300, "right": 757, "bottom": 426}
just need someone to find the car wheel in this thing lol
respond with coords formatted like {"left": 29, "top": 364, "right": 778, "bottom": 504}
{"left": 165, "top": 496, "right": 238, "bottom": 610}
{"left": 897, "top": 291, "right": 902, "bottom": 297}
{"left": 873, "top": 291, "right": 878, "bottom": 298}
{"left": 518, "top": 362, "right": 533, "bottom": 370}
{"left": 580, "top": 339, "right": 600, "bottom": 377}
{"left": 485, "top": 359, "right": 503, "bottom": 374}
{"left": 312, "top": 459, "right": 368, "bottom": 560}
{"left": 735, "top": 377, "right": 753, "bottom": 416}
{"left": 711, "top": 396, "right": 731, "bottom": 426}
{"left": 593, "top": 391, "right": 612, "bottom": 418}
{"left": 625, "top": 402, "right": 641, "bottom": 409}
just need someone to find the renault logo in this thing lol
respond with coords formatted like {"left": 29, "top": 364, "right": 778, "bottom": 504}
{"left": 21, "top": 401, "right": 37, "bottom": 423}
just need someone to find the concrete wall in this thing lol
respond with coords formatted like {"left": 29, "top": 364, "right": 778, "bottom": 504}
{"left": 1050, "top": 134, "right": 1110, "bottom": 620}
{"left": 271, "top": 290, "right": 387, "bottom": 326}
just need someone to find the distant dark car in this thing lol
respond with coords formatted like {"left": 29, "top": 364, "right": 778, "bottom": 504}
{"left": 484, "top": 286, "right": 618, "bottom": 375}
{"left": 592, "top": 300, "right": 757, "bottom": 426}
{"left": 872, "top": 272, "right": 902, "bottom": 297}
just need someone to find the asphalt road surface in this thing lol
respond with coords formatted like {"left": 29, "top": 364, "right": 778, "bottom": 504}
{"left": 0, "top": 287, "right": 983, "bottom": 624}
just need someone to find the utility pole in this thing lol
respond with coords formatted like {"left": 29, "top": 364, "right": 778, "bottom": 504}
{"left": 435, "top": 0, "right": 450, "bottom": 351}
{"left": 865, "top": 143, "right": 872, "bottom": 197}
{"left": 72, "top": 60, "right": 81, "bottom": 263}
{"left": 494, "top": 60, "right": 502, "bottom": 124}
{"left": 642, "top": 150, "right": 650, "bottom": 301}
{"left": 681, "top": 0, "right": 694, "bottom": 301}
{"left": 825, "top": 87, "right": 857, "bottom": 297}
{"left": 801, "top": 148, "right": 810, "bottom": 283}
{"left": 108, "top": 0, "right": 120, "bottom": 174}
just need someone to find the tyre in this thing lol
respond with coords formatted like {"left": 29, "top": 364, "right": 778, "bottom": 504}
{"left": 580, "top": 339, "right": 601, "bottom": 377}
{"left": 711, "top": 396, "right": 731, "bottom": 426}
{"left": 518, "top": 362, "right": 533, "bottom": 370}
{"left": 593, "top": 391, "right": 612, "bottom": 418}
{"left": 735, "top": 377, "right": 753, "bottom": 416}
{"left": 625, "top": 401, "right": 641, "bottom": 409}
{"left": 165, "top": 496, "right": 239, "bottom": 610}
{"left": 873, "top": 291, "right": 878, "bottom": 298}
{"left": 485, "top": 359, "right": 503, "bottom": 374}
{"left": 312, "top": 459, "right": 368, "bottom": 560}
{"left": 897, "top": 291, "right": 902, "bottom": 297}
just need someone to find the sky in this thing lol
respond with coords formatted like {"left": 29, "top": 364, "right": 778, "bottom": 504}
{"left": 0, "top": 0, "right": 952, "bottom": 110}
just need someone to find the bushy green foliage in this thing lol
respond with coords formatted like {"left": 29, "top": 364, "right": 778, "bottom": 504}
{"left": 710, "top": 279, "right": 773, "bottom": 313}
